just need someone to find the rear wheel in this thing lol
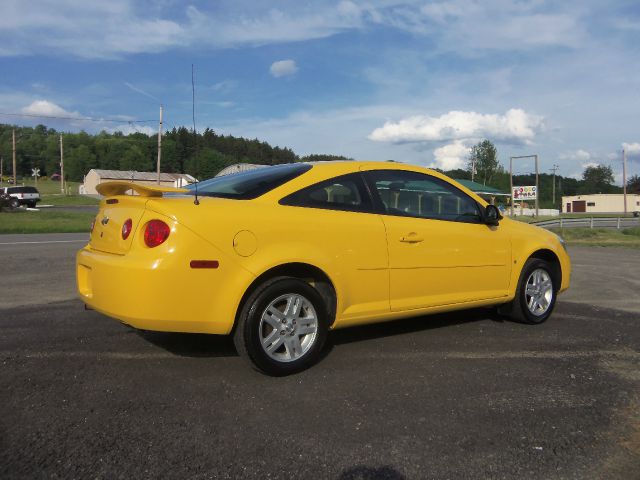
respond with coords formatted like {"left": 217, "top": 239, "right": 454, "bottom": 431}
{"left": 233, "top": 277, "right": 328, "bottom": 376}
{"left": 504, "top": 258, "right": 558, "bottom": 324}
{"left": 9, "top": 198, "right": 19, "bottom": 209}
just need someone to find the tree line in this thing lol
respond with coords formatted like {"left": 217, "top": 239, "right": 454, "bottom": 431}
{"left": 1, "top": 124, "right": 637, "bottom": 208}
{"left": 0, "top": 124, "right": 349, "bottom": 183}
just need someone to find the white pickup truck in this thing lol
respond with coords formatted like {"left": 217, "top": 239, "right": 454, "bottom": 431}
{"left": 0, "top": 186, "right": 41, "bottom": 208}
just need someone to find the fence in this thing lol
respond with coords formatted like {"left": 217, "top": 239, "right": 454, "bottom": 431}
{"left": 532, "top": 217, "right": 640, "bottom": 229}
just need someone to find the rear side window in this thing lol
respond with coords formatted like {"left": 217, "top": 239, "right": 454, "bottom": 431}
{"left": 7, "top": 186, "right": 38, "bottom": 194}
{"left": 184, "top": 163, "right": 312, "bottom": 200}
{"left": 280, "top": 173, "right": 373, "bottom": 213}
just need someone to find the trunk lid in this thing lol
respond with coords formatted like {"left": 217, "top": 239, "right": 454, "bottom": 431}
{"left": 90, "top": 181, "right": 189, "bottom": 255}
{"left": 90, "top": 196, "right": 147, "bottom": 255}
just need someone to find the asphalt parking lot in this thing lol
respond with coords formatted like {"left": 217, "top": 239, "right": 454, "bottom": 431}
{"left": 1, "top": 234, "right": 639, "bottom": 479}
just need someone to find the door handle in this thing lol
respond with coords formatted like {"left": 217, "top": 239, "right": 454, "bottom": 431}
{"left": 400, "top": 233, "right": 424, "bottom": 243}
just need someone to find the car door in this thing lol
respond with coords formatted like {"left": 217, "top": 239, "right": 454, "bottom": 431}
{"left": 363, "top": 169, "right": 511, "bottom": 312}
{"left": 279, "top": 172, "right": 390, "bottom": 322}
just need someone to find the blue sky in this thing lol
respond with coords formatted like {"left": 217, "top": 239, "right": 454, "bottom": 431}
{"left": 1, "top": 0, "right": 640, "bottom": 181}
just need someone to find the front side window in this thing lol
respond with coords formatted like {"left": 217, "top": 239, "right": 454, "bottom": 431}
{"left": 280, "top": 173, "right": 373, "bottom": 213}
{"left": 364, "top": 170, "right": 481, "bottom": 223}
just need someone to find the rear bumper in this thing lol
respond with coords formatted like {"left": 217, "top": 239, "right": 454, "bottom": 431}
{"left": 76, "top": 221, "right": 255, "bottom": 335}
{"left": 17, "top": 197, "right": 40, "bottom": 205}
{"left": 558, "top": 248, "right": 571, "bottom": 294}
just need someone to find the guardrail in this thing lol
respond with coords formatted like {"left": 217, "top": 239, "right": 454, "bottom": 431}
{"left": 531, "top": 217, "right": 640, "bottom": 229}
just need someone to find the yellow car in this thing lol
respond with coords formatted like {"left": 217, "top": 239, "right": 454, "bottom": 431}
{"left": 77, "top": 161, "right": 570, "bottom": 375}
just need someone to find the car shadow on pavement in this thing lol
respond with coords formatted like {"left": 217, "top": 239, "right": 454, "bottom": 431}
{"left": 134, "top": 308, "right": 505, "bottom": 359}
{"left": 338, "top": 465, "right": 406, "bottom": 480}
{"left": 136, "top": 330, "right": 238, "bottom": 358}
{"left": 330, "top": 307, "right": 504, "bottom": 346}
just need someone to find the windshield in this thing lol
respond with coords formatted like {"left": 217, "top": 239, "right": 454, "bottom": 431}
{"left": 183, "top": 163, "right": 312, "bottom": 200}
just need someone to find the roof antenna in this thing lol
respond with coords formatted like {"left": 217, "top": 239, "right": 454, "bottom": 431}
{"left": 192, "top": 63, "right": 200, "bottom": 206}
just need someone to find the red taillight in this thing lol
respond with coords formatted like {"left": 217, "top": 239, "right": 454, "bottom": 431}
{"left": 144, "top": 220, "right": 170, "bottom": 247}
{"left": 121, "top": 218, "right": 132, "bottom": 240}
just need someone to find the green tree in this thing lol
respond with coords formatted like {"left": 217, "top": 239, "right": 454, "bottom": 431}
{"left": 580, "top": 164, "right": 615, "bottom": 194}
{"left": 467, "top": 140, "right": 498, "bottom": 185}
{"left": 65, "top": 144, "right": 97, "bottom": 181}
{"left": 119, "top": 145, "right": 150, "bottom": 171}
{"left": 185, "top": 148, "right": 234, "bottom": 179}
{"left": 300, "top": 154, "right": 352, "bottom": 162}
{"left": 627, "top": 174, "right": 640, "bottom": 194}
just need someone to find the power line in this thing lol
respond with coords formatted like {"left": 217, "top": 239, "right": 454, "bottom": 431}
{"left": 0, "top": 112, "right": 156, "bottom": 123}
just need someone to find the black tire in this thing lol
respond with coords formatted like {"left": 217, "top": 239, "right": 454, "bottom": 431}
{"left": 9, "top": 198, "right": 19, "bottom": 209}
{"left": 27, "top": 201, "right": 36, "bottom": 208}
{"left": 233, "top": 277, "right": 329, "bottom": 376}
{"left": 503, "top": 258, "right": 558, "bottom": 324}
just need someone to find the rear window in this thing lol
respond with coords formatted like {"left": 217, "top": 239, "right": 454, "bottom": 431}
{"left": 8, "top": 186, "right": 39, "bottom": 194}
{"left": 184, "top": 163, "right": 312, "bottom": 200}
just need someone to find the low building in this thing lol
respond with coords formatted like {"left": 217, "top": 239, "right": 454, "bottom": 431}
{"left": 562, "top": 194, "right": 640, "bottom": 213}
{"left": 80, "top": 169, "right": 196, "bottom": 195}
{"left": 215, "top": 163, "right": 270, "bottom": 177}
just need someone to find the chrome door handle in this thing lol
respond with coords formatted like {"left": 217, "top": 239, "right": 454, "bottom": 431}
{"left": 400, "top": 234, "right": 424, "bottom": 243}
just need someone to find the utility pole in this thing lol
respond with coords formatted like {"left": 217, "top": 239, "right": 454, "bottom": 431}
{"left": 623, "top": 149, "right": 628, "bottom": 215}
{"left": 509, "top": 156, "right": 514, "bottom": 216}
{"left": 549, "top": 164, "right": 559, "bottom": 206}
{"left": 471, "top": 156, "right": 475, "bottom": 182}
{"left": 0, "top": 156, "right": 3, "bottom": 185}
{"left": 59, "top": 134, "right": 65, "bottom": 194}
{"left": 156, "top": 104, "right": 163, "bottom": 184}
{"left": 534, "top": 154, "right": 539, "bottom": 217}
{"left": 12, "top": 129, "right": 17, "bottom": 185}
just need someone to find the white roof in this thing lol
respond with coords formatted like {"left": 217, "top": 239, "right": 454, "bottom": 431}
{"left": 215, "top": 163, "right": 270, "bottom": 177}
{"left": 90, "top": 169, "right": 196, "bottom": 182}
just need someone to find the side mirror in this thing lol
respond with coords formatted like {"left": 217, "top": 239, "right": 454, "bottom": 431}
{"left": 484, "top": 204, "right": 502, "bottom": 226}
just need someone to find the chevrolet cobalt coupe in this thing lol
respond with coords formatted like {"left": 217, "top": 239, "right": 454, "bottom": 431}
{"left": 77, "top": 162, "right": 570, "bottom": 375}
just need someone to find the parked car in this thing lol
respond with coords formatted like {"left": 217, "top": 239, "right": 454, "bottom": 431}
{"left": 0, "top": 185, "right": 41, "bottom": 208}
{"left": 0, "top": 191, "right": 18, "bottom": 210}
{"left": 77, "top": 162, "right": 571, "bottom": 375}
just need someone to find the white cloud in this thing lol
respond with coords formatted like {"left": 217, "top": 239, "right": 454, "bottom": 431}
{"left": 431, "top": 141, "right": 470, "bottom": 170}
{"left": 21, "top": 100, "right": 81, "bottom": 118}
{"left": 559, "top": 149, "right": 592, "bottom": 161}
{"left": 0, "top": 0, "right": 588, "bottom": 59}
{"left": 369, "top": 108, "right": 543, "bottom": 145}
{"left": 581, "top": 161, "right": 600, "bottom": 170}
{"left": 270, "top": 59, "right": 298, "bottom": 78}
{"left": 623, "top": 142, "right": 640, "bottom": 160}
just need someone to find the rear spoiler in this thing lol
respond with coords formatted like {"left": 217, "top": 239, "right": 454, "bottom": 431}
{"left": 96, "top": 181, "right": 190, "bottom": 198}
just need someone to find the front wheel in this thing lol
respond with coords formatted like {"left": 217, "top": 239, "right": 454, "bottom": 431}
{"left": 9, "top": 198, "right": 19, "bottom": 209}
{"left": 503, "top": 258, "right": 558, "bottom": 324}
{"left": 233, "top": 277, "right": 329, "bottom": 376}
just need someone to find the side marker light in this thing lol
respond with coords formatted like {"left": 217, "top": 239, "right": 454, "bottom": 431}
{"left": 190, "top": 260, "right": 219, "bottom": 269}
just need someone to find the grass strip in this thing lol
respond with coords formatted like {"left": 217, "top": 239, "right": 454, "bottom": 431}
{"left": 549, "top": 227, "right": 640, "bottom": 248}
{"left": 0, "top": 210, "right": 95, "bottom": 234}
{"left": 40, "top": 195, "right": 100, "bottom": 206}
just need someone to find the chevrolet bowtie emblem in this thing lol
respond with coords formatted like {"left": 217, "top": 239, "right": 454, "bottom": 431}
{"left": 101, "top": 216, "right": 110, "bottom": 225}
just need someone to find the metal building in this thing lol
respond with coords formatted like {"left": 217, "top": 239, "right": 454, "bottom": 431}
{"left": 80, "top": 169, "right": 196, "bottom": 195}
{"left": 562, "top": 194, "right": 640, "bottom": 214}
